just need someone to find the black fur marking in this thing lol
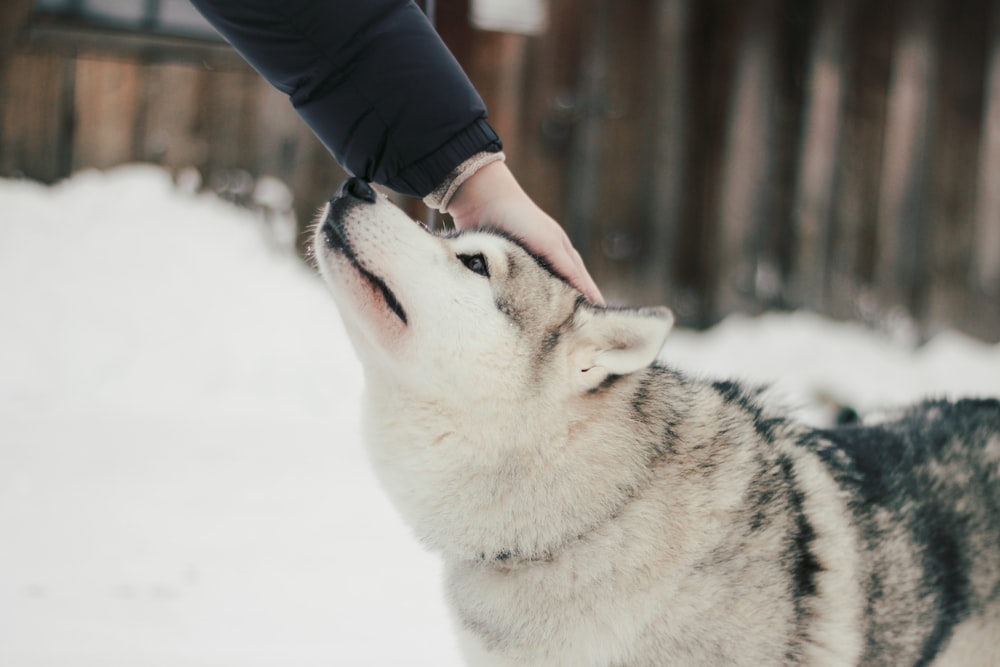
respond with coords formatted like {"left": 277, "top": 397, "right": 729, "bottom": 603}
{"left": 914, "top": 525, "right": 970, "bottom": 667}
{"left": 661, "top": 416, "right": 681, "bottom": 458}
{"left": 643, "top": 367, "right": 682, "bottom": 460}
{"left": 588, "top": 373, "right": 624, "bottom": 395}
{"left": 532, "top": 312, "right": 576, "bottom": 377}
{"left": 790, "top": 508, "right": 821, "bottom": 601}
{"left": 712, "top": 380, "right": 742, "bottom": 404}
{"left": 712, "top": 380, "right": 783, "bottom": 443}
{"left": 357, "top": 264, "right": 408, "bottom": 324}
{"left": 777, "top": 455, "right": 823, "bottom": 616}
{"left": 631, "top": 375, "right": 655, "bottom": 419}
{"left": 541, "top": 328, "right": 562, "bottom": 355}
{"left": 814, "top": 422, "right": 900, "bottom": 504}
{"left": 811, "top": 399, "right": 999, "bottom": 664}
{"left": 745, "top": 469, "right": 778, "bottom": 533}
{"left": 495, "top": 296, "right": 524, "bottom": 329}
{"left": 909, "top": 405, "right": 977, "bottom": 666}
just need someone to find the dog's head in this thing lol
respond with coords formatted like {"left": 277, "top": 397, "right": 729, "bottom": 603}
{"left": 313, "top": 178, "right": 674, "bottom": 405}
{"left": 313, "top": 179, "right": 676, "bottom": 557}
{"left": 314, "top": 179, "right": 674, "bottom": 402}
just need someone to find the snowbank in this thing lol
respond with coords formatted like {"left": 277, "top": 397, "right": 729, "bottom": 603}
{"left": 1, "top": 166, "right": 997, "bottom": 666}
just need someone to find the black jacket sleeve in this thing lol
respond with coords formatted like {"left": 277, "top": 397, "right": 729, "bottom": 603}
{"left": 190, "top": 0, "right": 502, "bottom": 198}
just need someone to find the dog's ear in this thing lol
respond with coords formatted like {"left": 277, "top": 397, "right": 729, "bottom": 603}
{"left": 569, "top": 306, "right": 674, "bottom": 391}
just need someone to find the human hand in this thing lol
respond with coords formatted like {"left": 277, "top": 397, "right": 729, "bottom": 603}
{"left": 445, "top": 161, "right": 604, "bottom": 305}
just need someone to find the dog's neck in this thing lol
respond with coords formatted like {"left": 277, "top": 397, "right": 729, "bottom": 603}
{"left": 361, "top": 366, "right": 754, "bottom": 565}
{"left": 362, "top": 385, "right": 653, "bottom": 561}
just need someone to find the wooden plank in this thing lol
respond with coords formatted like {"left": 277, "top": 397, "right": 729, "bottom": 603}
{"left": 714, "top": 0, "right": 778, "bottom": 315}
{"left": 874, "top": 0, "right": 937, "bottom": 316}
{"left": 0, "top": 0, "right": 34, "bottom": 74}
{"left": 643, "top": 0, "right": 690, "bottom": 305}
{"left": 827, "top": 1, "right": 896, "bottom": 321}
{"left": 465, "top": 31, "right": 529, "bottom": 170}
{"left": 249, "top": 75, "right": 348, "bottom": 243}
{"left": 923, "top": 0, "right": 991, "bottom": 334}
{"left": 974, "top": 7, "right": 1000, "bottom": 295}
{"left": 0, "top": 0, "right": 33, "bottom": 174}
{"left": 790, "top": 0, "right": 849, "bottom": 310}
{"left": 0, "top": 51, "right": 74, "bottom": 181}
{"left": 599, "top": 0, "right": 655, "bottom": 299}
{"left": 251, "top": 77, "right": 308, "bottom": 179}
{"left": 199, "top": 67, "right": 259, "bottom": 178}
{"left": 673, "top": 0, "right": 743, "bottom": 326}
{"left": 565, "top": 0, "right": 610, "bottom": 265}
{"left": 73, "top": 57, "right": 143, "bottom": 171}
{"left": 517, "top": 0, "right": 586, "bottom": 226}
{"left": 136, "top": 62, "right": 205, "bottom": 169}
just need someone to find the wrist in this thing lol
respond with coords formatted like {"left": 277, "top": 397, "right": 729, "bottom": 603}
{"left": 422, "top": 151, "right": 506, "bottom": 215}
{"left": 446, "top": 160, "right": 529, "bottom": 229}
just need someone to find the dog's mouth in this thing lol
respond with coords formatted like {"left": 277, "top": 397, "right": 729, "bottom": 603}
{"left": 321, "top": 215, "right": 408, "bottom": 326}
{"left": 321, "top": 215, "right": 348, "bottom": 252}
{"left": 356, "top": 263, "right": 407, "bottom": 325}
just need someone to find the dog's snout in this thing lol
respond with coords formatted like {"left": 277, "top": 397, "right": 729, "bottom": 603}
{"left": 322, "top": 177, "right": 376, "bottom": 251}
{"left": 338, "top": 177, "right": 377, "bottom": 203}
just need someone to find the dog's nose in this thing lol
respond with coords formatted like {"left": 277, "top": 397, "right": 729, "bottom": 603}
{"left": 338, "top": 177, "right": 377, "bottom": 203}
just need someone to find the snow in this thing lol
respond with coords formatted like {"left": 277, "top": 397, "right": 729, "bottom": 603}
{"left": 1, "top": 165, "right": 998, "bottom": 666}
{"left": 0, "top": 166, "right": 453, "bottom": 666}
{"left": 663, "top": 312, "right": 1000, "bottom": 425}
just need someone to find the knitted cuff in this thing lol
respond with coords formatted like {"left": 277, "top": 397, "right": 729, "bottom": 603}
{"left": 422, "top": 151, "right": 506, "bottom": 213}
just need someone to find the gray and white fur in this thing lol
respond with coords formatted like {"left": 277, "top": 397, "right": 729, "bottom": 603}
{"left": 313, "top": 179, "right": 1000, "bottom": 666}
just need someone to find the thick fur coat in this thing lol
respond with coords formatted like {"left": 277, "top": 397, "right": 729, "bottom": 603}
{"left": 313, "top": 179, "right": 1000, "bottom": 666}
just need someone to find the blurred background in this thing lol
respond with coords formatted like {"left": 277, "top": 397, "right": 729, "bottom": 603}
{"left": 2, "top": 3, "right": 999, "bottom": 664}
{"left": 1, "top": 0, "right": 998, "bottom": 342}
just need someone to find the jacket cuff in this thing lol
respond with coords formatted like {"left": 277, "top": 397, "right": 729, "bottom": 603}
{"left": 422, "top": 151, "right": 507, "bottom": 213}
{"left": 390, "top": 119, "right": 503, "bottom": 199}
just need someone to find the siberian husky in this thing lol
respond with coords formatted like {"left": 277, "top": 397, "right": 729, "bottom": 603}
{"left": 313, "top": 178, "right": 1000, "bottom": 666}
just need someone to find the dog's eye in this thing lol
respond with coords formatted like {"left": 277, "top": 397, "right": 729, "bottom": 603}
{"left": 458, "top": 253, "right": 489, "bottom": 277}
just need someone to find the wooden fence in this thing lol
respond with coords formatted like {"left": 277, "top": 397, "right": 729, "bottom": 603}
{"left": 2, "top": 0, "right": 999, "bottom": 341}
{"left": 0, "top": 10, "right": 347, "bottom": 231}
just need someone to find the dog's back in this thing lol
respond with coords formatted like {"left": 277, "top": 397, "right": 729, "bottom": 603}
{"left": 813, "top": 398, "right": 1000, "bottom": 666}
{"left": 444, "top": 377, "right": 1000, "bottom": 667}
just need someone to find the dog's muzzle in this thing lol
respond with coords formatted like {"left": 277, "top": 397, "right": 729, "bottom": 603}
{"left": 322, "top": 177, "right": 377, "bottom": 250}
{"left": 319, "top": 177, "right": 409, "bottom": 325}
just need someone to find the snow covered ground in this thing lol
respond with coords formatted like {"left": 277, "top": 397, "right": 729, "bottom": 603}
{"left": 1, "top": 166, "right": 998, "bottom": 666}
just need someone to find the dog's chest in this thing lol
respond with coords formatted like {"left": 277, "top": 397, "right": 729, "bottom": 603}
{"left": 444, "top": 550, "right": 792, "bottom": 666}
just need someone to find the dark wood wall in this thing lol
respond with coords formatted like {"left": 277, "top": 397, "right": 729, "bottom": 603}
{"left": 0, "top": 13, "right": 347, "bottom": 229}
{"left": 443, "top": 0, "right": 1000, "bottom": 341}
{"left": 2, "top": 0, "right": 998, "bottom": 341}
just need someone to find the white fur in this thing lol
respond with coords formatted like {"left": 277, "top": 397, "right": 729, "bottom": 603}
{"left": 313, "top": 193, "right": 997, "bottom": 666}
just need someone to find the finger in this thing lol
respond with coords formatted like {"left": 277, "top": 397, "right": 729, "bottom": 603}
{"left": 537, "top": 234, "right": 602, "bottom": 306}
{"left": 560, "top": 237, "right": 605, "bottom": 305}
